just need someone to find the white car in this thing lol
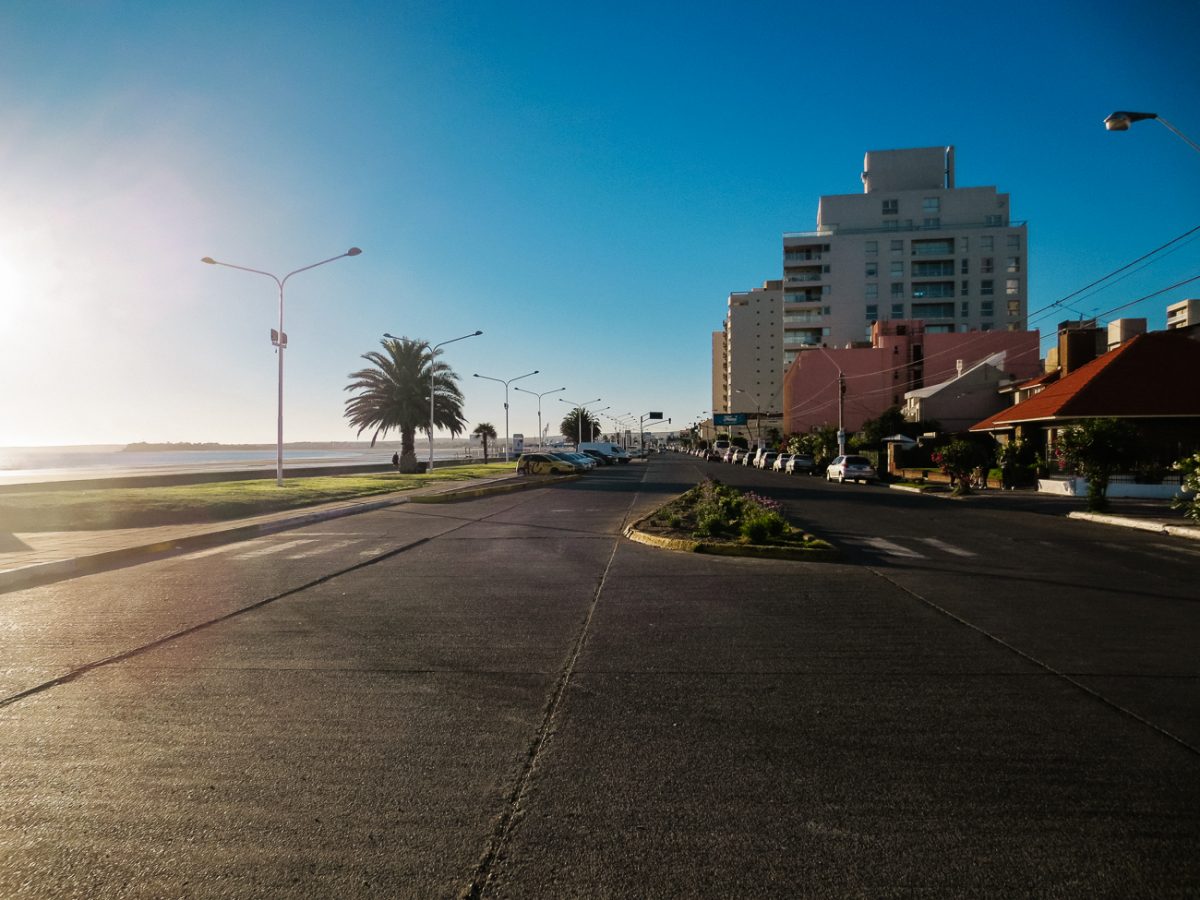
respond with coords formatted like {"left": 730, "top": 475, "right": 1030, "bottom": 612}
{"left": 772, "top": 453, "right": 791, "bottom": 472}
{"left": 756, "top": 451, "right": 778, "bottom": 470}
{"left": 825, "top": 454, "right": 877, "bottom": 484}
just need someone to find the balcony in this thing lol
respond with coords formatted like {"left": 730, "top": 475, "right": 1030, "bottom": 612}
{"left": 783, "top": 220, "right": 1025, "bottom": 239}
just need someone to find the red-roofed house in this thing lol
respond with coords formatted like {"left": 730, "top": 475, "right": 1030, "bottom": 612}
{"left": 970, "top": 330, "right": 1200, "bottom": 468}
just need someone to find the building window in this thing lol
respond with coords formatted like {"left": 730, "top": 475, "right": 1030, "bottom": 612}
{"left": 865, "top": 240, "right": 878, "bottom": 255}
{"left": 865, "top": 284, "right": 878, "bottom": 299}
{"left": 865, "top": 262, "right": 878, "bottom": 277}
{"left": 1007, "top": 234, "right": 1020, "bottom": 249}
{"left": 923, "top": 217, "right": 940, "bottom": 228}
{"left": 891, "top": 240, "right": 904, "bottom": 255}
{"left": 923, "top": 197, "right": 940, "bottom": 213}
{"left": 891, "top": 303, "right": 905, "bottom": 318}
{"left": 981, "top": 257, "right": 994, "bottom": 274}
{"left": 1006, "top": 279, "right": 1020, "bottom": 296}
{"left": 981, "top": 300, "right": 994, "bottom": 317}
{"left": 891, "top": 283, "right": 905, "bottom": 298}
{"left": 1008, "top": 299, "right": 1021, "bottom": 316}
{"left": 890, "top": 261, "right": 904, "bottom": 277}
{"left": 986, "top": 214, "right": 1003, "bottom": 226}
{"left": 961, "top": 301, "right": 970, "bottom": 317}
{"left": 981, "top": 280, "right": 994, "bottom": 296}
{"left": 1007, "top": 256, "right": 1021, "bottom": 273}
{"left": 961, "top": 280, "right": 970, "bottom": 297}
{"left": 959, "top": 237, "right": 968, "bottom": 252}
{"left": 882, "top": 199, "right": 898, "bottom": 215}
{"left": 981, "top": 236, "right": 994, "bottom": 251}
{"left": 866, "top": 305, "right": 878, "bottom": 320}
{"left": 960, "top": 258, "right": 969, "bottom": 275}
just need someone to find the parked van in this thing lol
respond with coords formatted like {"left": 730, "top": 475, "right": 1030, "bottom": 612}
{"left": 578, "top": 442, "right": 632, "bottom": 464}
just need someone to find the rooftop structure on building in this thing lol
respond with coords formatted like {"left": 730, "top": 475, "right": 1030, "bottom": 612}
{"left": 782, "top": 146, "right": 1028, "bottom": 361}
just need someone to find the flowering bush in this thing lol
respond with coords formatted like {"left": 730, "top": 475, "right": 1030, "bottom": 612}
{"left": 1173, "top": 452, "right": 1200, "bottom": 521}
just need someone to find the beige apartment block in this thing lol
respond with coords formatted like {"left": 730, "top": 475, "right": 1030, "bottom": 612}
{"left": 782, "top": 146, "right": 1028, "bottom": 359}
{"left": 1167, "top": 298, "right": 1200, "bottom": 330}
{"left": 714, "top": 280, "right": 783, "bottom": 419}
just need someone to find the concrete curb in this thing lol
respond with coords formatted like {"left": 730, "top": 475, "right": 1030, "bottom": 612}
{"left": 1067, "top": 511, "right": 1200, "bottom": 540}
{"left": 0, "top": 473, "right": 558, "bottom": 595}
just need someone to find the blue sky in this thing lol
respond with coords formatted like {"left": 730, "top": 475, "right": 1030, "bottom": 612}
{"left": 2, "top": 0, "right": 1198, "bottom": 446}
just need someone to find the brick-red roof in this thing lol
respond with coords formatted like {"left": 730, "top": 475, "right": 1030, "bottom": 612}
{"left": 971, "top": 331, "right": 1200, "bottom": 430}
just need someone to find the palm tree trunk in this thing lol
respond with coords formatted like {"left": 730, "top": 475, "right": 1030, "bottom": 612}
{"left": 399, "top": 426, "right": 420, "bottom": 473}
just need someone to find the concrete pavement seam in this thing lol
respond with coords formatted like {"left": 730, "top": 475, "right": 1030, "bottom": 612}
{"left": 867, "top": 566, "right": 1200, "bottom": 759}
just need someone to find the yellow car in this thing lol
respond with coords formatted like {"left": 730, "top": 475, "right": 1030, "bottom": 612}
{"left": 515, "top": 452, "right": 583, "bottom": 475}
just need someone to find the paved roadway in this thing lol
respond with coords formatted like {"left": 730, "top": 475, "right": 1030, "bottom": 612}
{"left": 2, "top": 455, "right": 1198, "bottom": 898}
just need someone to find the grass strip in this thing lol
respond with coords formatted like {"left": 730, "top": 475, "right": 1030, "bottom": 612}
{"left": 0, "top": 463, "right": 516, "bottom": 532}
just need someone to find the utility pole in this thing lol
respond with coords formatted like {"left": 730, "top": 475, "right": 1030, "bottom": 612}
{"left": 837, "top": 370, "right": 846, "bottom": 457}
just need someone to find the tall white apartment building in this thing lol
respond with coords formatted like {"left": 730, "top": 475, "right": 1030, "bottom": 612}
{"left": 712, "top": 280, "right": 783, "bottom": 416}
{"left": 782, "top": 146, "right": 1028, "bottom": 366}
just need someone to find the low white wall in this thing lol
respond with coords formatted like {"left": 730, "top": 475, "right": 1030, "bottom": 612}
{"left": 1038, "top": 477, "right": 1187, "bottom": 500}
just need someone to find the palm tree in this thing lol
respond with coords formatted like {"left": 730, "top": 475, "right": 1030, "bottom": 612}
{"left": 472, "top": 422, "right": 497, "bottom": 462}
{"left": 344, "top": 336, "right": 466, "bottom": 473}
{"left": 560, "top": 407, "right": 600, "bottom": 446}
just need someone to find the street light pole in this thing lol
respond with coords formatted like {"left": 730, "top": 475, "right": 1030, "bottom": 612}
{"left": 1104, "top": 110, "right": 1200, "bottom": 156}
{"left": 474, "top": 370, "right": 539, "bottom": 461}
{"left": 513, "top": 386, "right": 565, "bottom": 450}
{"left": 559, "top": 397, "right": 601, "bottom": 446}
{"left": 386, "top": 330, "right": 482, "bottom": 472}
{"left": 201, "top": 247, "right": 361, "bottom": 486}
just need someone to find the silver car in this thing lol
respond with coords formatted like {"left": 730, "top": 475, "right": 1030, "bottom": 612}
{"left": 825, "top": 454, "right": 877, "bottom": 484}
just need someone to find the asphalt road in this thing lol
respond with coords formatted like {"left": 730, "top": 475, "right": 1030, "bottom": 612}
{"left": 2, "top": 456, "right": 1198, "bottom": 898}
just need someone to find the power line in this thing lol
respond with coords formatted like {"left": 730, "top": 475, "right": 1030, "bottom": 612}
{"left": 1026, "top": 223, "right": 1200, "bottom": 321}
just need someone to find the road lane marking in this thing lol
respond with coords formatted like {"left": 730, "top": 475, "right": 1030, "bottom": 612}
{"left": 233, "top": 538, "right": 318, "bottom": 559}
{"left": 285, "top": 539, "right": 360, "bottom": 559}
{"left": 859, "top": 537, "right": 926, "bottom": 559}
{"left": 915, "top": 537, "right": 977, "bottom": 557}
{"left": 179, "top": 540, "right": 270, "bottom": 560}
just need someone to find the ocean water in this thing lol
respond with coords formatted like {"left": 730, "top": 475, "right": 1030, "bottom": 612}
{"left": 0, "top": 444, "right": 476, "bottom": 485}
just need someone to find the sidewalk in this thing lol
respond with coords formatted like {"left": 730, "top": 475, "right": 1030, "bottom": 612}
{"left": 888, "top": 482, "right": 1200, "bottom": 540}
{"left": 0, "top": 473, "right": 528, "bottom": 594}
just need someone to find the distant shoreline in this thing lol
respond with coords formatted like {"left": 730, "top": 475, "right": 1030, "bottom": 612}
{"left": 120, "top": 440, "right": 455, "bottom": 452}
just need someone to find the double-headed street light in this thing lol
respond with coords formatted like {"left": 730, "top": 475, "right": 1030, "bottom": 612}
{"left": 201, "top": 247, "right": 362, "bottom": 486}
{"left": 474, "top": 370, "right": 539, "bottom": 461}
{"left": 1104, "top": 110, "right": 1200, "bottom": 156}
{"left": 559, "top": 397, "right": 602, "bottom": 446}
{"left": 513, "top": 385, "right": 565, "bottom": 449}
{"left": 386, "top": 330, "right": 482, "bottom": 472}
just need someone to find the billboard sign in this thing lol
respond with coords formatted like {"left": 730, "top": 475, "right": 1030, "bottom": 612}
{"left": 713, "top": 413, "right": 748, "bottom": 426}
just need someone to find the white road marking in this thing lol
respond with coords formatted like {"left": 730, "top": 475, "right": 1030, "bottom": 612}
{"left": 233, "top": 539, "right": 319, "bottom": 559}
{"left": 179, "top": 539, "right": 271, "bottom": 560}
{"left": 915, "top": 537, "right": 977, "bottom": 557}
{"left": 285, "top": 539, "right": 360, "bottom": 559}
{"left": 859, "top": 537, "right": 926, "bottom": 559}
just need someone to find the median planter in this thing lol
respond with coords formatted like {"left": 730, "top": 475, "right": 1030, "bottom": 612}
{"left": 625, "top": 478, "right": 836, "bottom": 560}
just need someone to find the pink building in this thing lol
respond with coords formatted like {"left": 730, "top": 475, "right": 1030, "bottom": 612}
{"left": 782, "top": 321, "right": 1041, "bottom": 435}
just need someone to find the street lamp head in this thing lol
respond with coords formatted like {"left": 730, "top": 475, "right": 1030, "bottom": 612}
{"left": 472, "top": 330, "right": 483, "bottom": 336}
{"left": 383, "top": 332, "right": 398, "bottom": 340}
{"left": 347, "top": 247, "right": 363, "bottom": 256}
{"left": 1104, "top": 110, "right": 1157, "bottom": 131}
{"left": 201, "top": 257, "right": 216, "bottom": 264}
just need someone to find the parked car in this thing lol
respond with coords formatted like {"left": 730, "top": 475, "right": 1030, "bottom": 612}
{"left": 722, "top": 448, "right": 737, "bottom": 463}
{"left": 555, "top": 451, "right": 596, "bottom": 469}
{"left": 704, "top": 447, "right": 722, "bottom": 462}
{"left": 516, "top": 452, "right": 583, "bottom": 475}
{"left": 742, "top": 449, "right": 758, "bottom": 466}
{"left": 756, "top": 451, "right": 778, "bottom": 470}
{"left": 773, "top": 453, "right": 792, "bottom": 473}
{"left": 578, "top": 442, "right": 631, "bottom": 464}
{"left": 825, "top": 454, "right": 877, "bottom": 484}
{"left": 786, "top": 453, "right": 816, "bottom": 475}
{"left": 580, "top": 448, "right": 615, "bottom": 466}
